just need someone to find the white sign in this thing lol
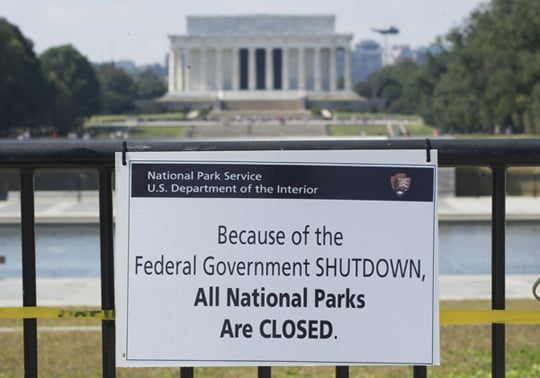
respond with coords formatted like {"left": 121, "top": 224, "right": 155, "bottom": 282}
{"left": 115, "top": 150, "right": 439, "bottom": 367}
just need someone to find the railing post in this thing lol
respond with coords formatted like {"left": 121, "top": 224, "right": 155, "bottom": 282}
{"left": 20, "top": 168, "right": 37, "bottom": 378}
{"left": 336, "top": 366, "right": 349, "bottom": 378}
{"left": 491, "top": 164, "right": 506, "bottom": 378}
{"left": 180, "top": 367, "right": 194, "bottom": 378}
{"left": 99, "top": 169, "right": 116, "bottom": 377}
{"left": 414, "top": 365, "right": 427, "bottom": 378}
{"left": 258, "top": 366, "right": 271, "bottom": 378}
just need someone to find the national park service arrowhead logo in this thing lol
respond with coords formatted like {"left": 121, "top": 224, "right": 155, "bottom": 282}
{"left": 390, "top": 173, "right": 411, "bottom": 198}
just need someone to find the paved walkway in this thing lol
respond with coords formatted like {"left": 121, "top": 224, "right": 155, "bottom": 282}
{"left": 0, "top": 275, "right": 538, "bottom": 307}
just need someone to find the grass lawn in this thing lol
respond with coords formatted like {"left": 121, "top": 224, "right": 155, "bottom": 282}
{"left": 454, "top": 133, "right": 540, "bottom": 139}
{"left": 406, "top": 123, "right": 437, "bottom": 137}
{"left": 328, "top": 123, "right": 436, "bottom": 138}
{"left": 88, "top": 114, "right": 127, "bottom": 122}
{"left": 89, "top": 113, "right": 185, "bottom": 123}
{"left": 128, "top": 126, "right": 187, "bottom": 139}
{"left": 328, "top": 124, "right": 390, "bottom": 137}
{"left": 334, "top": 112, "right": 422, "bottom": 121}
{"left": 90, "top": 126, "right": 187, "bottom": 139}
{"left": 0, "top": 299, "right": 538, "bottom": 377}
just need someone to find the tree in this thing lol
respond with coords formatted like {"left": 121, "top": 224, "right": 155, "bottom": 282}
{"left": 136, "top": 68, "right": 167, "bottom": 99}
{"left": 0, "top": 18, "right": 44, "bottom": 136}
{"left": 400, "top": 50, "right": 449, "bottom": 125}
{"left": 351, "top": 0, "right": 540, "bottom": 134}
{"left": 432, "top": 0, "right": 540, "bottom": 133}
{"left": 353, "top": 81, "right": 372, "bottom": 98}
{"left": 361, "top": 59, "right": 421, "bottom": 114}
{"left": 40, "top": 45, "right": 101, "bottom": 134}
{"left": 97, "top": 63, "right": 137, "bottom": 114}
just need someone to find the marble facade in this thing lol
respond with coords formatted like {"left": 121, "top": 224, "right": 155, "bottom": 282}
{"left": 167, "top": 15, "right": 353, "bottom": 96}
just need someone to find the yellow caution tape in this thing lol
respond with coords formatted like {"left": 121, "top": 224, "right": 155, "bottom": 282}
{"left": 0, "top": 307, "right": 539, "bottom": 324}
{"left": 440, "top": 310, "right": 540, "bottom": 325}
{"left": 0, "top": 307, "right": 114, "bottom": 320}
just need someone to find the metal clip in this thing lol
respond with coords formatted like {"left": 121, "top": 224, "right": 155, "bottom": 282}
{"left": 533, "top": 277, "right": 540, "bottom": 301}
{"left": 122, "top": 140, "right": 127, "bottom": 166}
{"left": 425, "top": 138, "right": 432, "bottom": 163}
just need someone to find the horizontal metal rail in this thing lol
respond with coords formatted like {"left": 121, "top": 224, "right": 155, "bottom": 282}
{"left": 2, "top": 138, "right": 540, "bottom": 167}
{"left": 2, "top": 138, "right": 539, "bottom": 378}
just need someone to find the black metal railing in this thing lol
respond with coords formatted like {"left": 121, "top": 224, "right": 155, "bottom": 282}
{"left": 3, "top": 138, "right": 540, "bottom": 378}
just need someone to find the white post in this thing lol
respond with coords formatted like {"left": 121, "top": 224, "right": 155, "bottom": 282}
{"left": 266, "top": 47, "right": 273, "bottom": 90}
{"left": 298, "top": 47, "right": 305, "bottom": 90}
{"left": 282, "top": 47, "right": 289, "bottom": 90}
{"left": 249, "top": 47, "right": 256, "bottom": 90}
{"left": 330, "top": 46, "right": 337, "bottom": 91}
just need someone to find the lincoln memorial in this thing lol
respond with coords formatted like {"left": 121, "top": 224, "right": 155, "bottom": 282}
{"left": 164, "top": 15, "right": 366, "bottom": 111}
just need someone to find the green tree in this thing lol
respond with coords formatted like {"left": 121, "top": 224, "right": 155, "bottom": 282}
{"left": 401, "top": 50, "right": 449, "bottom": 125}
{"left": 352, "top": 0, "right": 540, "bottom": 134}
{"left": 40, "top": 45, "right": 101, "bottom": 135}
{"left": 97, "top": 63, "right": 137, "bottom": 114}
{"left": 353, "top": 81, "right": 372, "bottom": 98}
{"left": 432, "top": 0, "right": 540, "bottom": 133}
{"left": 362, "top": 59, "right": 421, "bottom": 114}
{"left": 136, "top": 68, "right": 167, "bottom": 99}
{"left": 0, "top": 18, "right": 44, "bottom": 136}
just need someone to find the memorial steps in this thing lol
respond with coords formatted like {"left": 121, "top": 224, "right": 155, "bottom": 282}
{"left": 189, "top": 122, "right": 327, "bottom": 138}
{"left": 221, "top": 99, "right": 303, "bottom": 111}
{"left": 209, "top": 108, "right": 310, "bottom": 119}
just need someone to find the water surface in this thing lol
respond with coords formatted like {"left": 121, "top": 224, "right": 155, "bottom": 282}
{"left": 0, "top": 222, "right": 538, "bottom": 278}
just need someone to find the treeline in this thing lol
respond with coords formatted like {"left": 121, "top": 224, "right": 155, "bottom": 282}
{"left": 0, "top": 18, "right": 166, "bottom": 137}
{"left": 4, "top": 0, "right": 540, "bottom": 137}
{"left": 355, "top": 0, "right": 540, "bottom": 134}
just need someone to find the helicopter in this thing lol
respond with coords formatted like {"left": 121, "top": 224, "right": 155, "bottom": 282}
{"left": 371, "top": 26, "right": 399, "bottom": 35}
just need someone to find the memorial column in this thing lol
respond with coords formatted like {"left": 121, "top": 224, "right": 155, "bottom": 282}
{"left": 248, "top": 47, "right": 256, "bottom": 90}
{"left": 216, "top": 48, "right": 223, "bottom": 90}
{"left": 314, "top": 46, "right": 322, "bottom": 91}
{"left": 330, "top": 46, "right": 337, "bottom": 91}
{"left": 175, "top": 49, "right": 184, "bottom": 92}
{"left": 282, "top": 47, "right": 289, "bottom": 90}
{"left": 200, "top": 48, "right": 207, "bottom": 91}
{"left": 298, "top": 47, "right": 305, "bottom": 90}
{"left": 266, "top": 47, "right": 273, "bottom": 90}
{"left": 344, "top": 45, "right": 352, "bottom": 91}
{"left": 232, "top": 47, "right": 239, "bottom": 90}
{"left": 168, "top": 49, "right": 176, "bottom": 92}
{"left": 184, "top": 49, "right": 191, "bottom": 91}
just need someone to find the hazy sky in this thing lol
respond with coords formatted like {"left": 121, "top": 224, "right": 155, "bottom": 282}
{"left": 1, "top": 0, "right": 488, "bottom": 65}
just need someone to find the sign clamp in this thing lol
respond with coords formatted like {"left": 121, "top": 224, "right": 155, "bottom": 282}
{"left": 122, "top": 141, "right": 128, "bottom": 166}
{"left": 425, "top": 138, "right": 432, "bottom": 163}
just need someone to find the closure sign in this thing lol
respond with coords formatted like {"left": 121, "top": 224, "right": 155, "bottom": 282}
{"left": 115, "top": 150, "right": 439, "bottom": 367}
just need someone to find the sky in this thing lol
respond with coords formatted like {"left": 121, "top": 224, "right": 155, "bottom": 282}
{"left": 1, "top": 0, "right": 488, "bottom": 66}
